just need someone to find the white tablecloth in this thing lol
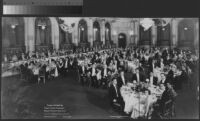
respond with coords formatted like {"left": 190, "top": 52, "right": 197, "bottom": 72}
{"left": 120, "top": 85, "right": 162, "bottom": 119}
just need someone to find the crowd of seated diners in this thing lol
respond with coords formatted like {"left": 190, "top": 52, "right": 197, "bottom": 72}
{"left": 76, "top": 47, "right": 199, "bottom": 119}
{"left": 2, "top": 48, "right": 79, "bottom": 83}
{"left": 2, "top": 46, "right": 199, "bottom": 119}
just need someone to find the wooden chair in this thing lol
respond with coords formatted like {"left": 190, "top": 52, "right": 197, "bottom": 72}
{"left": 49, "top": 68, "right": 56, "bottom": 80}
{"left": 19, "top": 65, "right": 27, "bottom": 82}
{"left": 112, "top": 102, "right": 123, "bottom": 113}
{"left": 38, "top": 67, "right": 46, "bottom": 84}
{"left": 159, "top": 99, "right": 175, "bottom": 119}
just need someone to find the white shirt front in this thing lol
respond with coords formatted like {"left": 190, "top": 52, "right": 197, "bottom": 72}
{"left": 121, "top": 76, "right": 125, "bottom": 85}
{"left": 114, "top": 85, "right": 119, "bottom": 97}
{"left": 161, "top": 78, "right": 166, "bottom": 84}
{"left": 97, "top": 71, "right": 101, "bottom": 80}
{"left": 104, "top": 67, "right": 107, "bottom": 77}
{"left": 150, "top": 76, "right": 153, "bottom": 85}
{"left": 82, "top": 66, "right": 85, "bottom": 74}
{"left": 136, "top": 73, "right": 140, "bottom": 82}
{"left": 33, "top": 68, "right": 39, "bottom": 75}
{"left": 65, "top": 60, "right": 68, "bottom": 68}
{"left": 92, "top": 67, "right": 96, "bottom": 76}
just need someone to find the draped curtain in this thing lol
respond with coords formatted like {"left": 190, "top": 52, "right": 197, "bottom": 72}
{"left": 178, "top": 19, "right": 194, "bottom": 46}
{"left": 105, "top": 22, "right": 111, "bottom": 41}
{"left": 35, "top": 17, "right": 51, "bottom": 46}
{"left": 78, "top": 19, "right": 88, "bottom": 43}
{"left": 139, "top": 25, "right": 151, "bottom": 44}
{"left": 2, "top": 17, "right": 25, "bottom": 48}
{"left": 179, "top": 21, "right": 194, "bottom": 41}
{"left": 93, "top": 21, "right": 101, "bottom": 42}
{"left": 59, "top": 27, "right": 72, "bottom": 44}
{"left": 64, "top": 32, "right": 72, "bottom": 43}
{"left": 157, "top": 24, "right": 170, "bottom": 45}
{"left": 59, "top": 28, "right": 65, "bottom": 44}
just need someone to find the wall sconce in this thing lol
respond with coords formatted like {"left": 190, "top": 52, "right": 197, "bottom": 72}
{"left": 81, "top": 27, "right": 84, "bottom": 31}
{"left": 129, "top": 30, "right": 134, "bottom": 35}
{"left": 11, "top": 24, "right": 17, "bottom": 29}
{"left": 162, "top": 28, "right": 165, "bottom": 31}
{"left": 184, "top": 27, "right": 188, "bottom": 30}
{"left": 94, "top": 28, "right": 98, "bottom": 31}
{"left": 38, "top": 23, "right": 46, "bottom": 30}
{"left": 41, "top": 26, "right": 46, "bottom": 30}
{"left": 119, "top": 35, "right": 123, "bottom": 39}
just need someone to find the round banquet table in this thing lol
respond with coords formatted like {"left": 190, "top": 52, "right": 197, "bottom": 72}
{"left": 120, "top": 84, "right": 164, "bottom": 119}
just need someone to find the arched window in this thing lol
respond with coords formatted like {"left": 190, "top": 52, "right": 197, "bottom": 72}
{"left": 118, "top": 33, "right": 127, "bottom": 49}
{"left": 2, "top": 17, "right": 25, "bottom": 48}
{"left": 157, "top": 24, "right": 171, "bottom": 46}
{"left": 105, "top": 22, "right": 111, "bottom": 41}
{"left": 35, "top": 17, "right": 51, "bottom": 46}
{"left": 93, "top": 21, "right": 101, "bottom": 42}
{"left": 78, "top": 19, "right": 88, "bottom": 43}
{"left": 139, "top": 25, "right": 151, "bottom": 45}
{"left": 178, "top": 19, "right": 194, "bottom": 48}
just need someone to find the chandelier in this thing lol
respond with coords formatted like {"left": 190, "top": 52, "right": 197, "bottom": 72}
{"left": 140, "top": 18, "right": 172, "bottom": 31}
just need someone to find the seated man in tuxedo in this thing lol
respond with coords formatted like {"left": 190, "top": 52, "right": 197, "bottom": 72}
{"left": 147, "top": 72, "right": 158, "bottom": 85}
{"left": 158, "top": 82, "right": 177, "bottom": 114}
{"left": 131, "top": 68, "right": 145, "bottom": 83}
{"left": 117, "top": 70, "right": 127, "bottom": 88}
{"left": 166, "top": 64, "right": 175, "bottom": 82}
{"left": 109, "top": 78, "right": 124, "bottom": 110}
{"left": 78, "top": 64, "right": 87, "bottom": 86}
{"left": 138, "top": 62, "right": 145, "bottom": 75}
{"left": 86, "top": 70, "right": 92, "bottom": 87}
{"left": 160, "top": 73, "right": 171, "bottom": 85}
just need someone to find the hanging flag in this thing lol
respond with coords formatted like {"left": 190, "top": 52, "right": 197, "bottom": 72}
{"left": 140, "top": 18, "right": 154, "bottom": 31}
{"left": 59, "top": 24, "right": 73, "bottom": 33}
{"left": 161, "top": 18, "right": 172, "bottom": 26}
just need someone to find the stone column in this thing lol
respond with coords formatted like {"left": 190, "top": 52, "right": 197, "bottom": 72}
{"left": 171, "top": 19, "right": 178, "bottom": 48}
{"left": 24, "top": 18, "right": 29, "bottom": 52}
{"left": 151, "top": 26, "right": 157, "bottom": 47}
{"left": 73, "top": 20, "right": 78, "bottom": 46}
{"left": 26, "top": 17, "right": 35, "bottom": 52}
{"left": 101, "top": 20, "right": 105, "bottom": 45}
{"left": 88, "top": 19, "right": 93, "bottom": 47}
{"left": 50, "top": 17, "right": 59, "bottom": 50}
{"left": 111, "top": 24, "right": 118, "bottom": 47}
{"left": 129, "top": 21, "right": 134, "bottom": 44}
{"left": 135, "top": 21, "right": 140, "bottom": 46}
{"left": 194, "top": 19, "right": 199, "bottom": 51}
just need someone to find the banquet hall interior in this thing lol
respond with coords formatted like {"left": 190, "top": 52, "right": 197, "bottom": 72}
{"left": 1, "top": 17, "right": 199, "bottom": 119}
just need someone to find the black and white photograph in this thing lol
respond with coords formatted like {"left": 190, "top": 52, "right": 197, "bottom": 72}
{"left": 1, "top": 17, "right": 199, "bottom": 119}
